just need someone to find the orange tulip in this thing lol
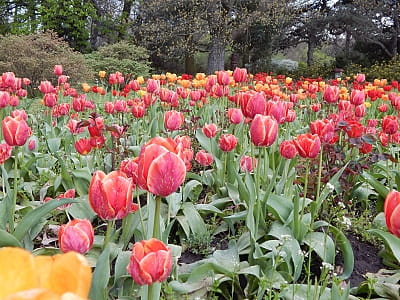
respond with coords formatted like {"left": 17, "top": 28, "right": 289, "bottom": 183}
{"left": 0, "top": 247, "right": 91, "bottom": 299}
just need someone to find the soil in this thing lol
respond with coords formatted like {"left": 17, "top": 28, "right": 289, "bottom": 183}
{"left": 336, "top": 233, "right": 386, "bottom": 287}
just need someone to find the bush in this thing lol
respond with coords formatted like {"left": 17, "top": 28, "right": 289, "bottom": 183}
{"left": 85, "top": 41, "right": 151, "bottom": 79}
{"left": 0, "top": 31, "right": 92, "bottom": 91}
{"left": 344, "top": 56, "right": 400, "bottom": 82}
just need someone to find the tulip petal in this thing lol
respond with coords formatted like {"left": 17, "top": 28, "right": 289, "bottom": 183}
{"left": 0, "top": 247, "right": 37, "bottom": 298}
{"left": 384, "top": 190, "right": 400, "bottom": 232}
{"left": 147, "top": 152, "right": 186, "bottom": 197}
{"left": 390, "top": 204, "right": 400, "bottom": 237}
{"left": 35, "top": 252, "right": 91, "bottom": 297}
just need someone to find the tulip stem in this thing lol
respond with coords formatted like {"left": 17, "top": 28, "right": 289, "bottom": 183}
{"left": 153, "top": 196, "right": 161, "bottom": 239}
{"left": 103, "top": 220, "right": 115, "bottom": 250}
{"left": 10, "top": 147, "right": 19, "bottom": 232}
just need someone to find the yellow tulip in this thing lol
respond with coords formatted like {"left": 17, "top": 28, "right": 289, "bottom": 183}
{"left": 98, "top": 71, "right": 106, "bottom": 78}
{"left": 0, "top": 247, "right": 92, "bottom": 299}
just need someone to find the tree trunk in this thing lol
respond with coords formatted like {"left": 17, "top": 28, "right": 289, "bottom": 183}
{"left": 118, "top": 0, "right": 134, "bottom": 40}
{"left": 207, "top": 34, "right": 225, "bottom": 74}
{"left": 307, "top": 38, "right": 316, "bottom": 66}
{"left": 185, "top": 55, "right": 196, "bottom": 75}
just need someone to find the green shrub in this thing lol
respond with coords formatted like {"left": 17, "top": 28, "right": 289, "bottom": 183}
{"left": 0, "top": 31, "right": 92, "bottom": 90}
{"left": 85, "top": 41, "right": 151, "bottom": 79}
{"left": 344, "top": 56, "right": 400, "bottom": 81}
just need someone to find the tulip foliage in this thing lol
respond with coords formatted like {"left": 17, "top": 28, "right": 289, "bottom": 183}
{"left": 2, "top": 67, "right": 400, "bottom": 299}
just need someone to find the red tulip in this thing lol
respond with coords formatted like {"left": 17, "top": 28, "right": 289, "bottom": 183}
{"left": 0, "top": 142, "right": 12, "bottom": 164}
{"left": 0, "top": 91, "right": 10, "bottom": 108}
{"left": 343, "top": 120, "right": 364, "bottom": 138}
{"left": 384, "top": 190, "right": 400, "bottom": 237}
{"left": 239, "top": 155, "right": 257, "bottom": 172}
{"left": 323, "top": 85, "right": 339, "bottom": 103}
{"left": 350, "top": 89, "right": 365, "bottom": 106}
{"left": 233, "top": 67, "right": 248, "bottom": 83}
{"left": 227, "top": 108, "right": 244, "bottom": 124}
{"left": 132, "top": 102, "right": 146, "bottom": 118}
{"left": 38, "top": 80, "right": 56, "bottom": 94}
{"left": 2, "top": 115, "right": 31, "bottom": 146}
{"left": 74, "top": 138, "right": 92, "bottom": 155}
{"left": 218, "top": 134, "right": 238, "bottom": 152}
{"left": 44, "top": 188, "right": 76, "bottom": 210}
{"left": 293, "top": 134, "right": 321, "bottom": 159}
{"left": 53, "top": 65, "right": 63, "bottom": 76}
{"left": 355, "top": 73, "right": 365, "bottom": 83}
{"left": 137, "top": 138, "right": 186, "bottom": 197}
{"left": 146, "top": 79, "right": 160, "bottom": 93}
{"left": 43, "top": 93, "right": 58, "bottom": 107}
{"left": 355, "top": 104, "right": 366, "bottom": 118}
{"left": 250, "top": 114, "right": 278, "bottom": 147}
{"left": 242, "top": 92, "right": 266, "bottom": 119}
{"left": 89, "top": 170, "right": 137, "bottom": 220}
{"left": 127, "top": 238, "right": 173, "bottom": 285}
{"left": 310, "top": 119, "right": 334, "bottom": 143}
{"left": 164, "top": 110, "right": 184, "bottom": 131}
{"left": 120, "top": 158, "right": 139, "bottom": 184}
{"left": 202, "top": 123, "right": 218, "bottom": 138}
{"left": 217, "top": 70, "right": 230, "bottom": 85}
{"left": 279, "top": 140, "right": 298, "bottom": 159}
{"left": 382, "top": 115, "right": 398, "bottom": 135}
{"left": 58, "top": 219, "right": 94, "bottom": 254}
{"left": 104, "top": 102, "right": 115, "bottom": 114}
{"left": 195, "top": 149, "right": 213, "bottom": 166}
{"left": 378, "top": 104, "right": 388, "bottom": 113}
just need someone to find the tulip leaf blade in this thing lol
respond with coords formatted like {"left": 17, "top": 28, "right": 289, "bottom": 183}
{"left": 89, "top": 244, "right": 111, "bottom": 300}
{"left": 369, "top": 229, "right": 400, "bottom": 264}
{"left": 13, "top": 198, "right": 78, "bottom": 241}
{"left": 0, "top": 228, "right": 22, "bottom": 247}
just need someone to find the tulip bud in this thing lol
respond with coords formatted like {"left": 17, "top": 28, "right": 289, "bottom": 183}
{"left": 202, "top": 123, "right": 218, "bottom": 138}
{"left": 58, "top": 219, "right": 94, "bottom": 254}
{"left": 279, "top": 140, "right": 298, "bottom": 159}
{"left": 2, "top": 115, "right": 31, "bottom": 146}
{"left": 195, "top": 150, "right": 213, "bottom": 166}
{"left": 250, "top": 114, "right": 278, "bottom": 147}
{"left": 218, "top": 134, "right": 238, "bottom": 152}
{"left": 127, "top": 238, "right": 173, "bottom": 285}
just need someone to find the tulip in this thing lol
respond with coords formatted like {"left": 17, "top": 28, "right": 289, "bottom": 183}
{"left": 355, "top": 104, "right": 366, "bottom": 118}
{"left": 293, "top": 134, "right": 321, "bottom": 159}
{"left": 74, "top": 138, "right": 92, "bottom": 155}
{"left": 355, "top": 73, "right": 365, "bottom": 83}
{"left": 0, "top": 91, "right": 10, "bottom": 108}
{"left": 120, "top": 158, "right": 139, "bottom": 184}
{"left": 98, "top": 70, "right": 106, "bottom": 78}
{"left": 323, "top": 85, "right": 339, "bottom": 103}
{"left": 137, "top": 138, "right": 186, "bottom": 197}
{"left": 44, "top": 188, "right": 76, "bottom": 210}
{"left": 127, "top": 238, "right": 173, "bottom": 285}
{"left": 2, "top": 115, "right": 31, "bottom": 146}
{"left": 114, "top": 100, "right": 127, "bottom": 112}
{"left": 310, "top": 119, "right": 334, "bottom": 144}
{"left": 343, "top": 120, "right": 364, "bottom": 138}
{"left": 0, "top": 142, "right": 12, "bottom": 164}
{"left": 384, "top": 190, "right": 400, "bottom": 237}
{"left": 239, "top": 155, "right": 257, "bottom": 172}
{"left": 58, "top": 219, "right": 94, "bottom": 254}
{"left": 42, "top": 93, "right": 58, "bottom": 107}
{"left": 265, "top": 100, "right": 290, "bottom": 124}
{"left": 350, "top": 89, "right": 365, "bottom": 106}
{"left": 378, "top": 103, "right": 388, "bottom": 112}
{"left": 0, "top": 247, "right": 91, "bottom": 299}
{"left": 227, "top": 108, "right": 244, "bottom": 124}
{"left": 164, "top": 110, "right": 184, "bottom": 131}
{"left": 104, "top": 102, "right": 115, "bottom": 114}
{"left": 53, "top": 65, "right": 63, "bottom": 76}
{"left": 279, "top": 140, "right": 298, "bottom": 159}
{"left": 242, "top": 92, "right": 266, "bottom": 119}
{"left": 146, "top": 79, "right": 160, "bottom": 93}
{"left": 218, "top": 134, "right": 238, "bottom": 152}
{"left": 202, "top": 123, "right": 218, "bottom": 138}
{"left": 217, "top": 70, "right": 230, "bottom": 85}
{"left": 195, "top": 149, "right": 214, "bottom": 166}
{"left": 250, "top": 114, "right": 278, "bottom": 147}
{"left": 382, "top": 115, "right": 398, "bottom": 135}
{"left": 233, "top": 67, "right": 248, "bottom": 83}
{"left": 89, "top": 170, "right": 137, "bottom": 220}
{"left": 379, "top": 131, "right": 389, "bottom": 147}
{"left": 132, "top": 102, "right": 146, "bottom": 118}
{"left": 38, "top": 80, "right": 56, "bottom": 94}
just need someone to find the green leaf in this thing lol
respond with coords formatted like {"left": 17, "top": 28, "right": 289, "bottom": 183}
{"left": 113, "top": 250, "right": 131, "bottom": 286}
{"left": 303, "top": 232, "right": 335, "bottom": 264}
{"left": 267, "top": 194, "right": 294, "bottom": 223}
{"left": 47, "top": 137, "right": 61, "bottom": 153}
{"left": 67, "top": 196, "right": 96, "bottom": 221}
{"left": 182, "top": 202, "right": 207, "bottom": 236}
{"left": 182, "top": 180, "right": 203, "bottom": 202}
{"left": 329, "top": 225, "right": 354, "bottom": 280}
{"left": 13, "top": 198, "right": 78, "bottom": 241}
{"left": 0, "top": 229, "right": 22, "bottom": 247}
{"left": 89, "top": 244, "right": 111, "bottom": 300}
{"left": 361, "top": 171, "right": 389, "bottom": 199}
{"left": 369, "top": 229, "right": 400, "bottom": 263}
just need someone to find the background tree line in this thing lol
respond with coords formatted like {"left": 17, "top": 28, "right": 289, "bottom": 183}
{"left": 1, "top": 0, "right": 400, "bottom": 76}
